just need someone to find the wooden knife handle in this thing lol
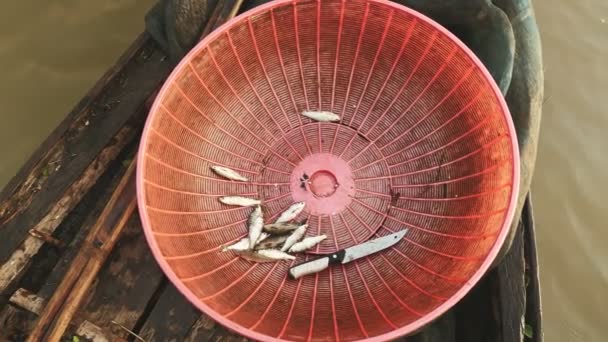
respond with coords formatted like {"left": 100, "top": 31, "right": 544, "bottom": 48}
{"left": 289, "top": 257, "right": 329, "bottom": 279}
{"left": 288, "top": 250, "right": 345, "bottom": 279}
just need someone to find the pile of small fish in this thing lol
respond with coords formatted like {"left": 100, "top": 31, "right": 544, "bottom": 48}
{"left": 211, "top": 169, "right": 326, "bottom": 263}
{"left": 208, "top": 111, "right": 338, "bottom": 262}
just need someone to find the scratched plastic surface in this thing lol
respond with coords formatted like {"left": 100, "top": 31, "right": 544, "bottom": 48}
{"left": 136, "top": 0, "right": 520, "bottom": 341}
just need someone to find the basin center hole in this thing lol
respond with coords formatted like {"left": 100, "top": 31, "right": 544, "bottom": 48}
{"left": 308, "top": 170, "right": 339, "bottom": 198}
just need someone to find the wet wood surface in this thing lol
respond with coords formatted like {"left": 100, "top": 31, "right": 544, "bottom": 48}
{"left": 138, "top": 283, "right": 200, "bottom": 341}
{"left": 74, "top": 213, "right": 165, "bottom": 340}
{"left": 26, "top": 161, "right": 138, "bottom": 341}
{"left": 523, "top": 195, "right": 543, "bottom": 341}
{"left": 0, "top": 41, "right": 168, "bottom": 304}
{"left": 0, "top": 34, "right": 169, "bottom": 269}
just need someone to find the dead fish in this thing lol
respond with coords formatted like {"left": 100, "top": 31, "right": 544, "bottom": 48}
{"left": 257, "top": 249, "right": 296, "bottom": 261}
{"left": 222, "top": 238, "right": 249, "bottom": 252}
{"left": 236, "top": 250, "right": 276, "bottom": 263}
{"left": 219, "top": 196, "right": 261, "bottom": 207}
{"left": 237, "top": 249, "right": 295, "bottom": 263}
{"left": 280, "top": 224, "right": 308, "bottom": 252}
{"left": 210, "top": 165, "right": 248, "bottom": 181}
{"left": 248, "top": 206, "right": 264, "bottom": 249}
{"left": 256, "top": 232, "right": 270, "bottom": 244}
{"left": 221, "top": 232, "right": 270, "bottom": 252}
{"left": 263, "top": 222, "right": 301, "bottom": 234}
{"left": 302, "top": 110, "right": 340, "bottom": 122}
{"left": 275, "top": 202, "right": 306, "bottom": 223}
{"left": 289, "top": 235, "right": 327, "bottom": 253}
{"left": 254, "top": 234, "right": 289, "bottom": 250}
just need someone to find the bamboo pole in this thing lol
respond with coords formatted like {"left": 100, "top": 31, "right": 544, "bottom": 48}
{"left": 0, "top": 126, "right": 136, "bottom": 292}
{"left": 26, "top": 160, "right": 137, "bottom": 342}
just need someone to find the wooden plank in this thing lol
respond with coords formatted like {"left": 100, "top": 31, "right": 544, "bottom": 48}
{"left": 184, "top": 315, "right": 246, "bottom": 342}
{"left": 35, "top": 146, "right": 139, "bottom": 300}
{"left": 9, "top": 289, "right": 45, "bottom": 314}
{"left": 448, "top": 214, "right": 526, "bottom": 342}
{"left": 3, "top": 289, "right": 111, "bottom": 341}
{"left": 0, "top": 303, "right": 39, "bottom": 341}
{"left": 182, "top": 314, "right": 224, "bottom": 342}
{"left": 451, "top": 271, "right": 498, "bottom": 342}
{"left": 449, "top": 225, "right": 524, "bottom": 342}
{"left": 522, "top": 195, "right": 543, "bottom": 342}
{"left": 0, "top": 303, "right": 110, "bottom": 342}
{"left": 496, "top": 216, "right": 526, "bottom": 342}
{"left": 0, "top": 124, "right": 140, "bottom": 295}
{"left": 138, "top": 284, "right": 200, "bottom": 341}
{"left": 26, "top": 161, "right": 138, "bottom": 341}
{"left": 0, "top": 35, "right": 171, "bottom": 268}
{"left": 138, "top": 289, "right": 259, "bottom": 341}
{"left": 0, "top": 154, "right": 135, "bottom": 340}
{"left": 74, "top": 213, "right": 164, "bottom": 340}
{"left": 405, "top": 311, "right": 455, "bottom": 342}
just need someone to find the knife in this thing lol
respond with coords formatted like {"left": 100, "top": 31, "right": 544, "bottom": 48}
{"left": 288, "top": 229, "right": 408, "bottom": 279}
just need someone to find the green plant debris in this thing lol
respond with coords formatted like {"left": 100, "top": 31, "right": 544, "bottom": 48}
{"left": 41, "top": 166, "right": 50, "bottom": 177}
{"left": 523, "top": 323, "right": 533, "bottom": 338}
{"left": 122, "top": 159, "right": 133, "bottom": 168}
{"left": 72, "top": 336, "right": 80, "bottom": 342}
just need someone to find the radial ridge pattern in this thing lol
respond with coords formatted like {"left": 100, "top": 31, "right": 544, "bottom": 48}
{"left": 137, "top": 0, "right": 519, "bottom": 341}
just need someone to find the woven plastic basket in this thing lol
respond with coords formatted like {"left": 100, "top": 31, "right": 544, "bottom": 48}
{"left": 136, "top": 0, "right": 520, "bottom": 340}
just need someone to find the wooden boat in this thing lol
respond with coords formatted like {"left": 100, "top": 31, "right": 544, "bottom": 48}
{"left": 0, "top": 0, "right": 543, "bottom": 340}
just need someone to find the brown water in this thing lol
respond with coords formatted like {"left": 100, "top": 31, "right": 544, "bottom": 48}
{"left": 0, "top": 1, "right": 606, "bottom": 341}
{"left": 0, "top": 0, "right": 156, "bottom": 186}
{"left": 535, "top": 1, "right": 608, "bottom": 341}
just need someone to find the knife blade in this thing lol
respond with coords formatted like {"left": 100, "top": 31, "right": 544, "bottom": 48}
{"left": 288, "top": 229, "right": 408, "bottom": 279}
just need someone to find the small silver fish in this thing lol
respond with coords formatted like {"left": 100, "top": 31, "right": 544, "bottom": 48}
{"left": 275, "top": 202, "right": 306, "bottom": 223}
{"left": 236, "top": 250, "right": 275, "bottom": 263}
{"left": 237, "top": 249, "right": 295, "bottom": 263}
{"left": 219, "top": 196, "right": 261, "bottom": 207}
{"left": 254, "top": 234, "right": 289, "bottom": 250}
{"left": 302, "top": 110, "right": 340, "bottom": 122}
{"left": 288, "top": 234, "right": 327, "bottom": 253}
{"left": 222, "top": 238, "right": 249, "bottom": 252}
{"left": 280, "top": 224, "right": 308, "bottom": 252}
{"left": 263, "top": 222, "right": 301, "bottom": 234}
{"left": 210, "top": 165, "right": 248, "bottom": 181}
{"left": 257, "top": 249, "right": 296, "bottom": 261}
{"left": 256, "top": 232, "right": 270, "bottom": 244}
{"left": 221, "top": 232, "right": 270, "bottom": 252}
{"left": 248, "top": 206, "right": 264, "bottom": 249}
